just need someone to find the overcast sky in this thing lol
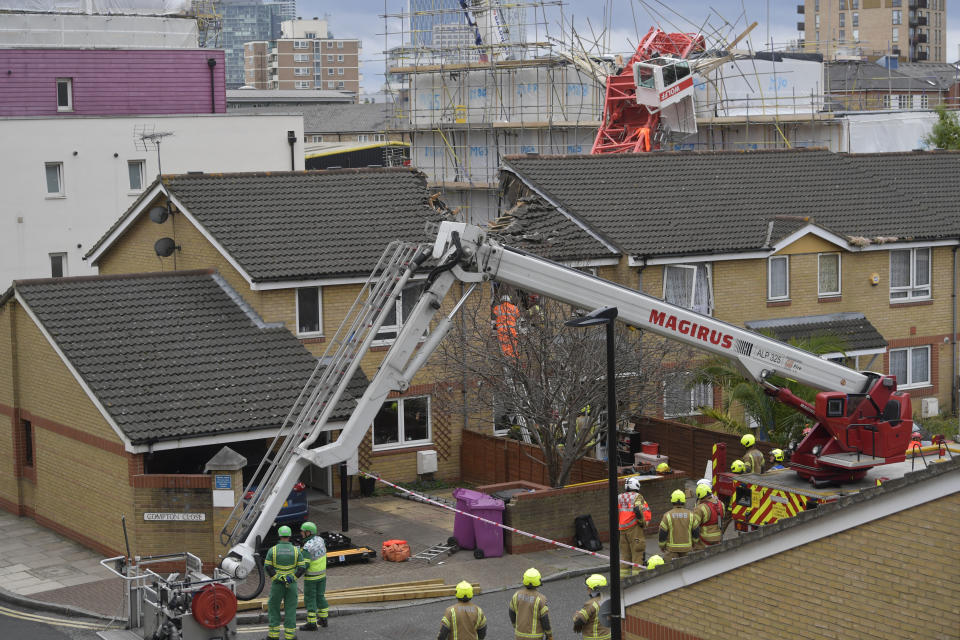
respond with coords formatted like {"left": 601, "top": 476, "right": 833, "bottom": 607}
{"left": 295, "top": 0, "right": 960, "bottom": 94}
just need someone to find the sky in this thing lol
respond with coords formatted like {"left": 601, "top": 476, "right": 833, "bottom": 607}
{"left": 296, "top": 0, "right": 960, "bottom": 94}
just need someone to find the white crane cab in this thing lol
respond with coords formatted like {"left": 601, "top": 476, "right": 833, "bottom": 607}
{"left": 632, "top": 56, "right": 698, "bottom": 135}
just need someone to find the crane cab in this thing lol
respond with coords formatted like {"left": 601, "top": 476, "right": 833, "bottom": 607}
{"left": 632, "top": 56, "right": 698, "bottom": 135}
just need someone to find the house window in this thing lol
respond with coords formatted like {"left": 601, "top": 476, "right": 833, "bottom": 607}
{"left": 768, "top": 256, "right": 789, "bottom": 300}
{"left": 327, "top": 55, "right": 334, "bottom": 62}
{"left": 893, "top": 27, "right": 899, "bottom": 41}
{"left": 337, "top": 81, "right": 344, "bottom": 89}
{"left": 839, "top": 0, "right": 846, "bottom": 9}
{"left": 664, "top": 373, "right": 713, "bottom": 418}
{"left": 296, "top": 287, "right": 322, "bottom": 335}
{"left": 375, "top": 282, "right": 423, "bottom": 342}
{"left": 326, "top": 41, "right": 334, "bottom": 49}
{"left": 337, "top": 68, "right": 344, "bottom": 75}
{"left": 839, "top": 29, "right": 846, "bottom": 41}
{"left": 372, "top": 396, "right": 431, "bottom": 449}
{"left": 852, "top": 29, "right": 859, "bottom": 41}
{"left": 374, "top": 134, "right": 386, "bottom": 142}
{"left": 295, "top": 67, "right": 311, "bottom": 76}
{"left": 893, "top": 10, "right": 902, "bottom": 24}
{"left": 920, "top": 94, "right": 929, "bottom": 108}
{"left": 44, "top": 162, "right": 63, "bottom": 196}
{"left": 305, "top": 32, "right": 316, "bottom": 39}
{"left": 852, "top": 0, "right": 858, "bottom": 7}
{"left": 295, "top": 81, "right": 312, "bottom": 89}
{"left": 663, "top": 264, "right": 713, "bottom": 314}
{"left": 852, "top": 12, "right": 858, "bottom": 26}
{"left": 327, "top": 81, "right": 335, "bottom": 89}
{"left": 890, "top": 248, "right": 930, "bottom": 301}
{"left": 20, "top": 420, "right": 33, "bottom": 467}
{"left": 839, "top": 13, "right": 845, "bottom": 27}
{"left": 815, "top": 14, "right": 821, "bottom": 28}
{"left": 889, "top": 346, "right": 930, "bottom": 388}
{"left": 49, "top": 253, "right": 67, "bottom": 278}
{"left": 337, "top": 55, "right": 344, "bottom": 62}
{"left": 56, "top": 78, "right": 73, "bottom": 111}
{"left": 358, "top": 134, "right": 370, "bottom": 142}
{"left": 337, "top": 41, "right": 344, "bottom": 48}
{"left": 815, "top": 0, "right": 819, "bottom": 11}
{"left": 328, "top": 68, "right": 335, "bottom": 76}
{"left": 294, "top": 40, "right": 309, "bottom": 49}
{"left": 128, "top": 160, "right": 145, "bottom": 191}
{"left": 818, "top": 253, "right": 841, "bottom": 297}
{"left": 311, "top": 135, "right": 323, "bottom": 143}
{"left": 294, "top": 54, "right": 310, "bottom": 62}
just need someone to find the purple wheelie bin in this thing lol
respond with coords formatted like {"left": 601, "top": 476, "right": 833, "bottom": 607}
{"left": 469, "top": 493, "right": 505, "bottom": 559}
{"left": 452, "top": 488, "right": 485, "bottom": 549}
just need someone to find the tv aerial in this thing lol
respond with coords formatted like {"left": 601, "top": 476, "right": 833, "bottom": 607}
{"left": 134, "top": 125, "right": 175, "bottom": 177}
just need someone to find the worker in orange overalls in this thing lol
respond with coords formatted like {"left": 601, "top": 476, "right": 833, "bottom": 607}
{"left": 492, "top": 294, "right": 521, "bottom": 358}
{"left": 617, "top": 477, "right": 651, "bottom": 576}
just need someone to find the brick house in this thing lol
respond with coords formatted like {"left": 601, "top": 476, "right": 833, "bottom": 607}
{"left": 83, "top": 168, "right": 461, "bottom": 491}
{"left": 0, "top": 270, "right": 364, "bottom": 563}
{"left": 497, "top": 149, "right": 960, "bottom": 421}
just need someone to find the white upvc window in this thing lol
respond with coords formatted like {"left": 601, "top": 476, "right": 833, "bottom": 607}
{"left": 294, "top": 40, "right": 309, "bottom": 49}
{"left": 337, "top": 67, "right": 344, "bottom": 75}
{"left": 337, "top": 54, "right": 344, "bottom": 62}
{"left": 328, "top": 68, "right": 335, "bottom": 76}
{"left": 327, "top": 81, "right": 335, "bottom": 89}
{"left": 372, "top": 396, "right": 431, "bottom": 450}
{"left": 294, "top": 54, "right": 310, "bottom": 63}
{"left": 890, "top": 248, "right": 931, "bottom": 301}
{"left": 44, "top": 162, "right": 64, "bottom": 197}
{"left": 49, "top": 252, "right": 67, "bottom": 278}
{"left": 374, "top": 133, "right": 386, "bottom": 142}
{"left": 358, "top": 134, "right": 370, "bottom": 142}
{"left": 294, "top": 67, "right": 311, "bottom": 76}
{"left": 295, "top": 81, "right": 312, "bottom": 89}
{"left": 327, "top": 54, "right": 334, "bottom": 62}
{"left": 311, "top": 135, "right": 323, "bottom": 143}
{"left": 296, "top": 286, "right": 323, "bottom": 336}
{"left": 818, "top": 253, "right": 841, "bottom": 297}
{"left": 336, "top": 41, "right": 344, "bottom": 48}
{"left": 56, "top": 78, "right": 73, "bottom": 112}
{"left": 664, "top": 373, "right": 713, "bottom": 418}
{"left": 768, "top": 255, "right": 789, "bottom": 300}
{"left": 326, "top": 41, "right": 334, "bottom": 49}
{"left": 374, "top": 282, "right": 424, "bottom": 343}
{"left": 127, "top": 160, "right": 145, "bottom": 192}
{"left": 889, "top": 346, "right": 930, "bottom": 388}
{"left": 337, "top": 81, "right": 344, "bottom": 88}
{"left": 663, "top": 263, "right": 713, "bottom": 315}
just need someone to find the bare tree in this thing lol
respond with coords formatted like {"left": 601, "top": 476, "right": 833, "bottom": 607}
{"left": 435, "top": 284, "right": 698, "bottom": 487}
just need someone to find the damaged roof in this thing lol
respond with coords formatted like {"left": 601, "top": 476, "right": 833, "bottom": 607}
{"left": 488, "top": 196, "right": 614, "bottom": 262}
{"left": 501, "top": 149, "right": 959, "bottom": 260}
{"left": 87, "top": 168, "right": 443, "bottom": 283}
{"left": 746, "top": 312, "right": 887, "bottom": 354}
{"left": 8, "top": 271, "right": 368, "bottom": 446}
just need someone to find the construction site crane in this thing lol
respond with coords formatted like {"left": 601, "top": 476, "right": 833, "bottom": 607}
{"left": 219, "top": 221, "right": 914, "bottom": 586}
{"left": 591, "top": 27, "right": 706, "bottom": 153}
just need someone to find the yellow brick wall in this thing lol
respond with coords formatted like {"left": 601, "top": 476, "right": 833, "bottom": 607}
{"left": 624, "top": 493, "right": 960, "bottom": 640}
{"left": 0, "top": 304, "right": 17, "bottom": 507}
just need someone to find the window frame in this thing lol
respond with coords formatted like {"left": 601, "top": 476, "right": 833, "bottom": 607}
{"left": 371, "top": 395, "right": 432, "bottom": 451}
{"left": 767, "top": 255, "right": 790, "bottom": 300}
{"left": 295, "top": 80, "right": 312, "bottom": 89}
{"left": 20, "top": 419, "right": 34, "bottom": 468}
{"left": 49, "top": 252, "right": 67, "bottom": 278}
{"left": 662, "top": 263, "right": 714, "bottom": 315}
{"left": 888, "top": 345, "right": 931, "bottom": 389}
{"left": 295, "top": 286, "right": 323, "bottom": 337}
{"left": 817, "top": 252, "right": 841, "bottom": 297}
{"left": 373, "top": 281, "right": 424, "bottom": 344}
{"left": 889, "top": 247, "right": 931, "bottom": 302}
{"left": 358, "top": 134, "right": 370, "bottom": 143}
{"left": 127, "top": 159, "right": 145, "bottom": 192}
{"left": 663, "top": 373, "right": 714, "bottom": 418}
{"left": 294, "top": 40, "right": 309, "bottom": 49}
{"left": 44, "top": 161, "right": 64, "bottom": 197}
{"left": 56, "top": 78, "right": 73, "bottom": 112}
{"left": 294, "top": 67, "right": 311, "bottom": 76}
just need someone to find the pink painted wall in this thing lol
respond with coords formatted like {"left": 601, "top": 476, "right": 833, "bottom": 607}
{"left": 0, "top": 49, "right": 226, "bottom": 116}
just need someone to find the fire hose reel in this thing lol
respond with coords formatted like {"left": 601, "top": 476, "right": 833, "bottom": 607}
{"left": 191, "top": 583, "right": 237, "bottom": 629}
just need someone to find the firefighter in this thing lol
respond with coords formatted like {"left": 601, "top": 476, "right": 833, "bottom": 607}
{"left": 617, "top": 477, "right": 651, "bottom": 576}
{"left": 741, "top": 433, "right": 765, "bottom": 474}
{"left": 692, "top": 482, "right": 724, "bottom": 549}
{"left": 492, "top": 295, "right": 521, "bottom": 358}
{"left": 299, "top": 521, "right": 328, "bottom": 631}
{"left": 527, "top": 294, "right": 545, "bottom": 328}
{"left": 656, "top": 462, "right": 671, "bottom": 474}
{"left": 264, "top": 525, "right": 306, "bottom": 640}
{"left": 646, "top": 555, "right": 664, "bottom": 569}
{"left": 572, "top": 574, "right": 610, "bottom": 640}
{"left": 508, "top": 568, "right": 552, "bottom": 640}
{"left": 769, "top": 448, "right": 787, "bottom": 470}
{"left": 439, "top": 581, "right": 487, "bottom": 640}
{"left": 730, "top": 459, "right": 746, "bottom": 473}
{"left": 658, "top": 489, "right": 700, "bottom": 561}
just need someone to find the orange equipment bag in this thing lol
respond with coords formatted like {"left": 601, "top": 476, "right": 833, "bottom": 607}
{"left": 381, "top": 539, "right": 411, "bottom": 562}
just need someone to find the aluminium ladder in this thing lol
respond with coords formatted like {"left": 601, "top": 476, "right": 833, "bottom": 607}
{"left": 219, "top": 241, "right": 429, "bottom": 547}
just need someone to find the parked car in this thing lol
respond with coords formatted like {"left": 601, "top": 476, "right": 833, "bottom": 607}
{"left": 244, "top": 481, "right": 308, "bottom": 548}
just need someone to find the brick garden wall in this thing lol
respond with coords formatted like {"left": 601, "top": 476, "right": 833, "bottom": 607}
{"left": 622, "top": 492, "right": 960, "bottom": 640}
{"left": 133, "top": 475, "right": 215, "bottom": 563}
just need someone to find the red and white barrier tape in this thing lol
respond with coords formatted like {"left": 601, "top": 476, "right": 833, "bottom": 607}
{"left": 360, "top": 470, "right": 644, "bottom": 569}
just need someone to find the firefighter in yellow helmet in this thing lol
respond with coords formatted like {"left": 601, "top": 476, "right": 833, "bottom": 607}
{"left": 438, "top": 581, "right": 487, "bottom": 640}
{"left": 646, "top": 555, "right": 664, "bottom": 569}
{"left": 741, "top": 433, "right": 765, "bottom": 474}
{"left": 616, "top": 477, "right": 651, "bottom": 577}
{"left": 658, "top": 489, "right": 700, "bottom": 561}
{"left": 572, "top": 574, "right": 611, "bottom": 640}
{"left": 769, "top": 448, "right": 786, "bottom": 470}
{"left": 656, "top": 462, "right": 671, "bottom": 474}
{"left": 508, "top": 568, "right": 552, "bottom": 640}
{"left": 692, "top": 482, "right": 725, "bottom": 549}
{"left": 731, "top": 459, "right": 746, "bottom": 473}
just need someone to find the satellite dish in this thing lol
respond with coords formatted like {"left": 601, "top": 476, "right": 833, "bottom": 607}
{"left": 154, "top": 237, "right": 177, "bottom": 258}
{"left": 149, "top": 205, "right": 169, "bottom": 224}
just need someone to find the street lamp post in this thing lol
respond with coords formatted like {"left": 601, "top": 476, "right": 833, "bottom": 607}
{"left": 565, "top": 306, "right": 621, "bottom": 640}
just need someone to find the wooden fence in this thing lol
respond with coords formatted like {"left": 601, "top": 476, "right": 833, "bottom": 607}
{"left": 460, "top": 430, "right": 607, "bottom": 487}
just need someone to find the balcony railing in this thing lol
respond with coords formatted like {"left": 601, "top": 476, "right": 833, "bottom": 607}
{"left": 797, "top": 4, "right": 804, "bottom": 13}
{"left": 913, "top": 33, "right": 928, "bottom": 43}
{"left": 918, "top": 15, "right": 928, "bottom": 25}
{"left": 916, "top": 51, "right": 928, "bottom": 60}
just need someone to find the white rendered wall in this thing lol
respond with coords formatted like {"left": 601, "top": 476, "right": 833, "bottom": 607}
{"left": 1, "top": 113, "right": 304, "bottom": 285}
{"left": 0, "top": 13, "right": 199, "bottom": 48}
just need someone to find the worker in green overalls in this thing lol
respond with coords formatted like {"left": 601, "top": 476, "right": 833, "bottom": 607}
{"left": 264, "top": 525, "right": 306, "bottom": 640}
{"left": 299, "top": 521, "right": 329, "bottom": 630}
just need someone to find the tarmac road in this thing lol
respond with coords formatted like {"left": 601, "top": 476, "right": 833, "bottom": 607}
{"left": 0, "top": 601, "right": 113, "bottom": 640}
{"left": 237, "top": 569, "right": 611, "bottom": 640}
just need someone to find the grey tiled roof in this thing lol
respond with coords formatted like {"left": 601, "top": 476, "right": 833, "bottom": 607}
{"left": 488, "top": 196, "right": 613, "bottom": 262}
{"left": 502, "top": 149, "right": 957, "bottom": 260}
{"left": 745, "top": 312, "right": 887, "bottom": 353}
{"left": 235, "top": 103, "right": 391, "bottom": 133}
{"left": 826, "top": 61, "right": 940, "bottom": 92}
{"left": 844, "top": 151, "right": 960, "bottom": 217}
{"left": 11, "top": 271, "right": 368, "bottom": 445}
{"left": 90, "top": 168, "right": 441, "bottom": 282}
{"left": 894, "top": 62, "right": 960, "bottom": 90}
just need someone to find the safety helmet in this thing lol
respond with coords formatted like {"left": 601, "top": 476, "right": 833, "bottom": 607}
{"left": 455, "top": 581, "right": 474, "bottom": 600}
{"left": 771, "top": 448, "right": 785, "bottom": 462}
{"left": 656, "top": 462, "right": 671, "bottom": 473}
{"left": 522, "top": 567, "right": 542, "bottom": 587}
{"left": 670, "top": 489, "right": 686, "bottom": 505}
{"left": 647, "top": 555, "right": 665, "bottom": 569}
{"left": 731, "top": 459, "right": 746, "bottom": 473}
{"left": 695, "top": 483, "right": 711, "bottom": 500}
{"left": 624, "top": 477, "right": 642, "bottom": 492}
{"left": 741, "top": 433, "right": 756, "bottom": 448}
{"left": 500, "top": 294, "right": 512, "bottom": 303}
{"left": 696, "top": 478, "right": 712, "bottom": 488}
{"left": 300, "top": 521, "right": 317, "bottom": 534}
{"left": 585, "top": 574, "right": 607, "bottom": 590}
{"left": 277, "top": 525, "right": 292, "bottom": 537}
